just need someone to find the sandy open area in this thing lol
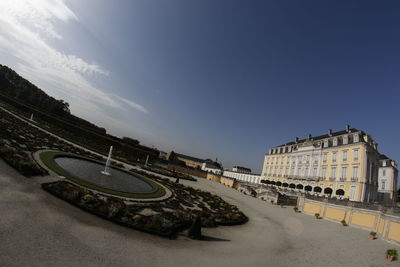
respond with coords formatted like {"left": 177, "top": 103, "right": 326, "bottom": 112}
{"left": 0, "top": 159, "right": 396, "bottom": 267}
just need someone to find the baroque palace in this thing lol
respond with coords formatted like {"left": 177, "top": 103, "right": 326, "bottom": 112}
{"left": 261, "top": 125, "right": 398, "bottom": 202}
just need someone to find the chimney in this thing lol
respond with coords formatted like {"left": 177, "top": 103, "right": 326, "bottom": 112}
{"left": 295, "top": 137, "right": 299, "bottom": 143}
{"left": 345, "top": 124, "right": 350, "bottom": 132}
{"left": 328, "top": 129, "right": 333, "bottom": 136}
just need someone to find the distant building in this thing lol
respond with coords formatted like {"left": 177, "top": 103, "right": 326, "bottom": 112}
{"left": 223, "top": 167, "right": 261, "bottom": 184}
{"left": 201, "top": 159, "right": 223, "bottom": 175}
{"left": 167, "top": 151, "right": 205, "bottom": 169}
{"left": 378, "top": 155, "right": 398, "bottom": 202}
{"left": 232, "top": 166, "right": 252, "bottom": 173}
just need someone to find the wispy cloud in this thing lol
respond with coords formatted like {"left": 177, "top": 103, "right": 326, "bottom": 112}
{"left": 112, "top": 94, "right": 148, "bottom": 113}
{"left": 0, "top": 0, "right": 148, "bottom": 117}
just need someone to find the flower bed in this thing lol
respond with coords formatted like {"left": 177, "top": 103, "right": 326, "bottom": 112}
{"left": 42, "top": 170, "right": 248, "bottom": 237}
{"left": 142, "top": 165, "right": 197, "bottom": 181}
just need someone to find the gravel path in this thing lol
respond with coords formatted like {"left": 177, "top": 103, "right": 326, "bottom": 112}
{"left": 0, "top": 159, "right": 397, "bottom": 267}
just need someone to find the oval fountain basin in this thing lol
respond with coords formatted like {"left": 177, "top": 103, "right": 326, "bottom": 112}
{"left": 54, "top": 156, "right": 156, "bottom": 194}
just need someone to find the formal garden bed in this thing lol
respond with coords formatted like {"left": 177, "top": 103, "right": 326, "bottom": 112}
{"left": 0, "top": 109, "right": 94, "bottom": 175}
{"left": 0, "top": 108, "right": 127, "bottom": 176}
{"left": 43, "top": 176, "right": 248, "bottom": 238}
{"left": 0, "top": 99, "right": 156, "bottom": 165}
{"left": 142, "top": 165, "right": 197, "bottom": 181}
{"left": 0, "top": 107, "right": 248, "bottom": 237}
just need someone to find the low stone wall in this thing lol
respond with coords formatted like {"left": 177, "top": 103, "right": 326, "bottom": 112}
{"left": 205, "top": 173, "right": 241, "bottom": 189}
{"left": 206, "top": 172, "right": 221, "bottom": 183}
{"left": 298, "top": 196, "right": 400, "bottom": 244}
{"left": 220, "top": 177, "right": 240, "bottom": 189}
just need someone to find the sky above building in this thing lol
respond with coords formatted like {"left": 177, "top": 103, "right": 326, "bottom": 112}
{"left": 0, "top": 0, "right": 399, "bottom": 172}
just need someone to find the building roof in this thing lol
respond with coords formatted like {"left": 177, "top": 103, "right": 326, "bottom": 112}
{"left": 233, "top": 166, "right": 252, "bottom": 171}
{"left": 223, "top": 169, "right": 261, "bottom": 176}
{"left": 379, "top": 154, "right": 389, "bottom": 160}
{"left": 278, "top": 128, "right": 364, "bottom": 147}
{"left": 175, "top": 153, "right": 205, "bottom": 163}
{"left": 204, "top": 162, "right": 221, "bottom": 169}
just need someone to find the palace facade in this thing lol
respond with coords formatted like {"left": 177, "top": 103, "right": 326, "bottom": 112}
{"left": 261, "top": 125, "right": 397, "bottom": 202}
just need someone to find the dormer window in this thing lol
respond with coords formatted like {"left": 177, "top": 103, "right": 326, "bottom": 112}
{"left": 324, "top": 139, "right": 329, "bottom": 148}
{"left": 343, "top": 135, "right": 348, "bottom": 145}
{"left": 333, "top": 138, "right": 338, "bottom": 146}
{"left": 353, "top": 134, "right": 359, "bottom": 143}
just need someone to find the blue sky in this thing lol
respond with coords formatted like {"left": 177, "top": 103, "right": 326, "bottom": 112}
{"left": 0, "top": 0, "right": 399, "bottom": 172}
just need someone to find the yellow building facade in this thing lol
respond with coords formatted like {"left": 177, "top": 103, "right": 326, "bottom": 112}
{"left": 261, "top": 126, "right": 383, "bottom": 202}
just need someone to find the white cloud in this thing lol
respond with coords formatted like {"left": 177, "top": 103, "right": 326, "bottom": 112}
{"left": 112, "top": 94, "right": 149, "bottom": 113}
{"left": 0, "top": 0, "right": 148, "bottom": 116}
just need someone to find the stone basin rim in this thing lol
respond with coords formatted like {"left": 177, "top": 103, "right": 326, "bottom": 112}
{"left": 37, "top": 150, "right": 171, "bottom": 200}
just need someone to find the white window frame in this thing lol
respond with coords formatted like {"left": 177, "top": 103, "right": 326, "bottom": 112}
{"left": 353, "top": 149, "right": 359, "bottom": 161}
{"left": 331, "top": 167, "right": 336, "bottom": 178}
{"left": 323, "top": 153, "right": 327, "bottom": 163}
{"left": 342, "top": 150, "right": 348, "bottom": 162}
{"left": 341, "top": 166, "right": 347, "bottom": 179}
{"left": 322, "top": 167, "right": 326, "bottom": 178}
{"left": 352, "top": 166, "right": 358, "bottom": 179}
{"left": 349, "top": 186, "right": 356, "bottom": 200}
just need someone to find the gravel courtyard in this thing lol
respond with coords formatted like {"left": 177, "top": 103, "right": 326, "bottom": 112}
{"left": 0, "top": 159, "right": 396, "bottom": 267}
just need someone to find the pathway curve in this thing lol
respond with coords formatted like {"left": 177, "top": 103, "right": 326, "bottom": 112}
{"left": 0, "top": 106, "right": 397, "bottom": 266}
{"left": 0, "top": 159, "right": 397, "bottom": 267}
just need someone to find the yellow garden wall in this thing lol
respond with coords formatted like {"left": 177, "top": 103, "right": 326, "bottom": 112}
{"left": 388, "top": 222, "right": 400, "bottom": 242}
{"left": 299, "top": 198, "right": 400, "bottom": 245}
{"left": 350, "top": 212, "right": 377, "bottom": 229}
{"left": 325, "top": 207, "right": 346, "bottom": 221}
{"left": 303, "top": 203, "right": 323, "bottom": 215}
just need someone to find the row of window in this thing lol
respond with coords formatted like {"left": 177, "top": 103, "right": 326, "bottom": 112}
{"left": 264, "top": 165, "right": 360, "bottom": 180}
{"left": 269, "top": 133, "right": 361, "bottom": 155}
{"left": 266, "top": 149, "right": 360, "bottom": 166}
{"left": 264, "top": 181, "right": 359, "bottom": 200}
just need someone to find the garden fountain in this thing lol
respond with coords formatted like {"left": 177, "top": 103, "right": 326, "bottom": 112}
{"left": 101, "top": 146, "right": 113, "bottom": 176}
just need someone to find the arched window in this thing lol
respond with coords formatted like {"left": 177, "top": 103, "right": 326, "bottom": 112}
{"left": 296, "top": 184, "right": 304, "bottom": 190}
{"left": 276, "top": 181, "right": 282, "bottom": 186}
{"left": 336, "top": 189, "right": 345, "bottom": 196}
{"left": 313, "top": 186, "right": 322, "bottom": 193}
{"left": 305, "top": 185, "right": 312, "bottom": 192}
{"left": 282, "top": 183, "right": 289, "bottom": 187}
{"left": 324, "top": 187, "right": 333, "bottom": 195}
{"left": 289, "top": 183, "right": 296, "bottom": 189}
